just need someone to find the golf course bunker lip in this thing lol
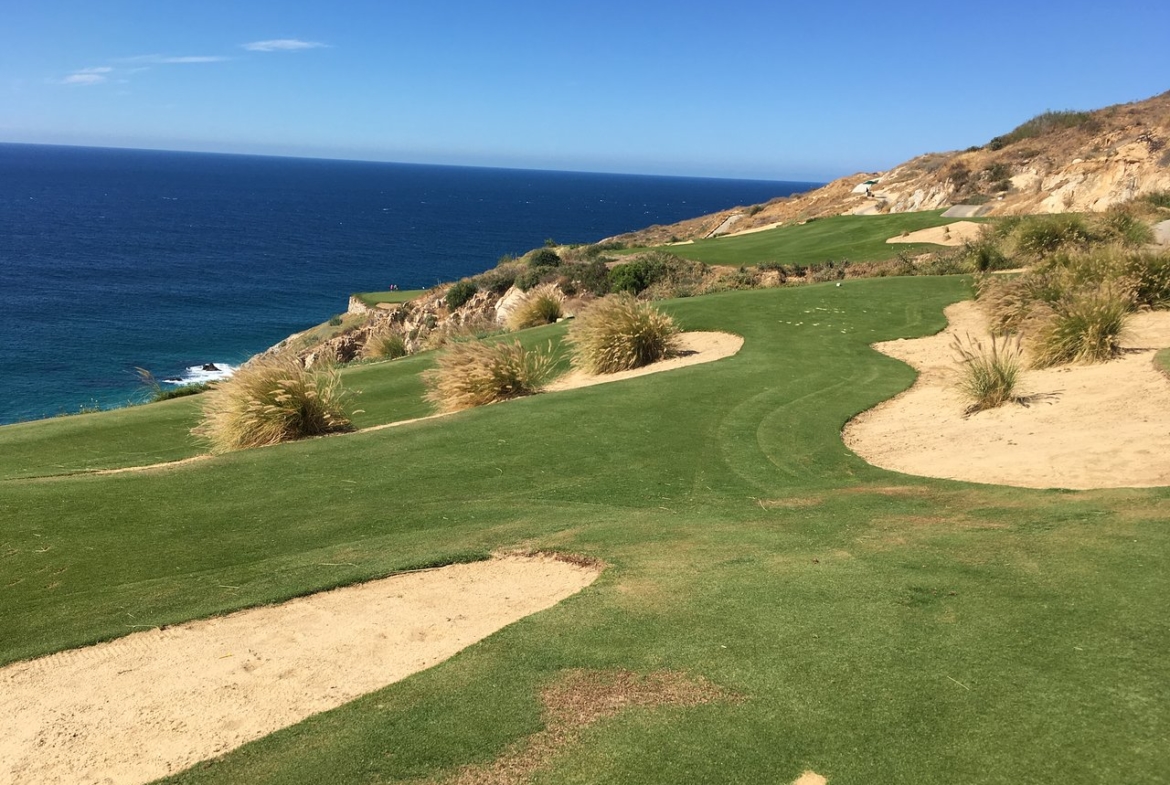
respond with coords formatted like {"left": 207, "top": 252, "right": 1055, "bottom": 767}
{"left": 843, "top": 300, "right": 1170, "bottom": 490}
{"left": 545, "top": 330, "right": 744, "bottom": 392}
{"left": 0, "top": 554, "right": 602, "bottom": 785}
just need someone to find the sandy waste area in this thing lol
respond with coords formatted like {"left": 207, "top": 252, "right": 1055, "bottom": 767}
{"left": 1, "top": 555, "right": 600, "bottom": 785}
{"left": 844, "top": 300, "right": 1170, "bottom": 489}
{"left": 886, "top": 220, "right": 985, "bottom": 247}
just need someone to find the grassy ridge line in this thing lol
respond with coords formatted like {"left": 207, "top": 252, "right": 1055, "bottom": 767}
{"left": 0, "top": 326, "right": 571, "bottom": 481}
{"left": 628, "top": 211, "right": 969, "bottom": 265}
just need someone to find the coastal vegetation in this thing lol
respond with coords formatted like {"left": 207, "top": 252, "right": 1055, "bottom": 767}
{"left": 505, "top": 283, "right": 565, "bottom": 330}
{"left": 192, "top": 353, "right": 355, "bottom": 453}
{"left": 567, "top": 294, "right": 680, "bottom": 374}
{"left": 423, "top": 338, "right": 559, "bottom": 412}
{"left": 950, "top": 333, "right": 1024, "bottom": 413}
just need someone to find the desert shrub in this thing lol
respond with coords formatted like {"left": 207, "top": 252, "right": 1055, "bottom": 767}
{"left": 566, "top": 259, "right": 611, "bottom": 296}
{"left": 987, "top": 110, "right": 1097, "bottom": 150}
{"left": 951, "top": 333, "right": 1024, "bottom": 414}
{"left": 808, "top": 261, "right": 848, "bottom": 282}
{"left": 423, "top": 339, "right": 558, "bottom": 412}
{"left": 568, "top": 294, "right": 680, "bottom": 374}
{"left": 327, "top": 314, "right": 344, "bottom": 327}
{"left": 1117, "top": 249, "right": 1170, "bottom": 308}
{"left": 445, "top": 280, "right": 478, "bottom": 310}
{"left": 363, "top": 327, "right": 408, "bottom": 360}
{"left": 1142, "top": 190, "right": 1170, "bottom": 209}
{"left": 507, "top": 284, "right": 565, "bottom": 330}
{"left": 474, "top": 267, "right": 518, "bottom": 295}
{"left": 608, "top": 260, "right": 659, "bottom": 294}
{"left": 984, "top": 162, "right": 1012, "bottom": 181}
{"left": 1029, "top": 288, "right": 1129, "bottom": 368}
{"left": 977, "top": 270, "right": 1066, "bottom": 335}
{"left": 961, "top": 235, "right": 1011, "bottom": 272}
{"left": 192, "top": 353, "right": 353, "bottom": 453}
{"left": 946, "top": 163, "right": 971, "bottom": 188}
{"left": 917, "top": 252, "right": 971, "bottom": 276}
{"left": 514, "top": 268, "right": 548, "bottom": 291}
{"left": 1099, "top": 206, "right": 1154, "bottom": 246}
{"left": 420, "top": 314, "right": 504, "bottom": 351}
{"left": 1014, "top": 214, "right": 1096, "bottom": 258}
{"left": 528, "top": 248, "right": 562, "bottom": 269}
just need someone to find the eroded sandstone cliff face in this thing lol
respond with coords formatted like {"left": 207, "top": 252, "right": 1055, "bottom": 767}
{"left": 615, "top": 90, "right": 1170, "bottom": 246}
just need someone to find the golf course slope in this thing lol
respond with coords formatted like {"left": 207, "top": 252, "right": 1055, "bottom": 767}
{"left": 1, "top": 277, "right": 1167, "bottom": 784}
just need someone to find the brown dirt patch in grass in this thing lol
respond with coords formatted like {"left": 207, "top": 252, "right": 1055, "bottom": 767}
{"left": 838, "top": 485, "right": 932, "bottom": 497}
{"left": 757, "top": 496, "right": 824, "bottom": 509}
{"left": 436, "top": 669, "right": 729, "bottom": 785}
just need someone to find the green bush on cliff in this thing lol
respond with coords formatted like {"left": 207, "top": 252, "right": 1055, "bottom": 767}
{"left": 445, "top": 280, "right": 478, "bottom": 310}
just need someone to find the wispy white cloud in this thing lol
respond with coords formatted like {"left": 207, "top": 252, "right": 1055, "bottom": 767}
{"left": 61, "top": 67, "right": 112, "bottom": 86}
{"left": 62, "top": 73, "right": 108, "bottom": 86}
{"left": 242, "top": 39, "right": 327, "bottom": 52}
{"left": 59, "top": 52, "right": 228, "bottom": 88}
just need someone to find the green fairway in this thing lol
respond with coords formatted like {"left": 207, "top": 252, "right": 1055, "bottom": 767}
{"left": 354, "top": 289, "right": 426, "bottom": 307}
{"left": 2, "top": 277, "right": 1167, "bottom": 784}
{"left": 635, "top": 211, "right": 973, "bottom": 266}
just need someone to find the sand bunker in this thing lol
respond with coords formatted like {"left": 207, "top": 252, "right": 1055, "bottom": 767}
{"left": 0, "top": 555, "right": 601, "bottom": 785}
{"left": 886, "top": 220, "right": 984, "bottom": 247}
{"left": 546, "top": 331, "right": 743, "bottom": 392}
{"left": 844, "top": 301, "right": 1170, "bottom": 489}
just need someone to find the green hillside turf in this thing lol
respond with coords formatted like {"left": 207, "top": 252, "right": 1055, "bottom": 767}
{"left": 635, "top": 211, "right": 972, "bottom": 266}
{"left": 1, "top": 277, "right": 1166, "bottom": 784}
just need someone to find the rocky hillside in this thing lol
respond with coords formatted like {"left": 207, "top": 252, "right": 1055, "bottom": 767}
{"left": 616, "top": 90, "right": 1170, "bottom": 246}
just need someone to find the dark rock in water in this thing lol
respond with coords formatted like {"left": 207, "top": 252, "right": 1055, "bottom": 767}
{"left": 201, "top": 363, "right": 220, "bottom": 372}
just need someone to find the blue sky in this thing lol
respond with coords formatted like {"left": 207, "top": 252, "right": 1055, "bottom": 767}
{"left": 2, "top": 1, "right": 1167, "bottom": 181}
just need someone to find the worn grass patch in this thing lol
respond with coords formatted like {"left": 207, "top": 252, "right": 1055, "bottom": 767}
{"left": 433, "top": 669, "right": 728, "bottom": 785}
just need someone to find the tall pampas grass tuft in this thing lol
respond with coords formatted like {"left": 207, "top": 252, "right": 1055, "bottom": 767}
{"left": 192, "top": 353, "right": 354, "bottom": 452}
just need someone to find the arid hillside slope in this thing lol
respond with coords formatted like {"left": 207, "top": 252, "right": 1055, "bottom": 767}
{"left": 617, "top": 90, "right": 1170, "bottom": 246}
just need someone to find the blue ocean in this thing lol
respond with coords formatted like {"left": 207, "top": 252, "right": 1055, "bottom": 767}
{"left": 0, "top": 144, "right": 817, "bottom": 424}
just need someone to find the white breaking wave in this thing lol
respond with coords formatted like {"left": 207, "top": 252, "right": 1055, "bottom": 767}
{"left": 163, "top": 363, "right": 236, "bottom": 386}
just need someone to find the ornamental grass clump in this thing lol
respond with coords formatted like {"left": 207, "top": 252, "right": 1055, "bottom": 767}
{"left": 1029, "top": 288, "right": 1130, "bottom": 368}
{"left": 506, "top": 284, "right": 565, "bottom": 330}
{"left": 362, "top": 326, "right": 408, "bottom": 360}
{"left": 951, "top": 333, "right": 1024, "bottom": 415}
{"left": 568, "top": 293, "right": 680, "bottom": 374}
{"left": 192, "top": 353, "right": 354, "bottom": 453}
{"left": 423, "top": 339, "right": 559, "bottom": 413}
